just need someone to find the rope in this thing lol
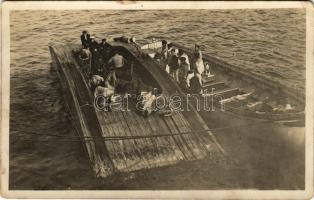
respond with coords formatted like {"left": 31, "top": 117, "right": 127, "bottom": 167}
{"left": 10, "top": 120, "right": 268, "bottom": 142}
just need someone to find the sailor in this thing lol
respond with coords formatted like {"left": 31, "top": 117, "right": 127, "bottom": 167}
{"left": 186, "top": 70, "right": 202, "bottom": 94}
{"left": 178, "top": 49, "right": 190, "bottom": 67}
{"left": 129, "top": 36, "right": 136, "bottom": 44}
{"left": 167, "top": 43, "right": 176, "bottom": 57}
{"left": 179, "top": 57, "right": 190, "bottom": 81}
{"left": 80, "top": 30, "right": 91, "bottom": 49}
{"left": 89, "top": 36, "right": 101, "bottom": 75}
{"left": 98, "top": 38, "right": 110, "bottom": 63}
{"left": 89, "top": 36, "right": 98, "bottom": 53}
{"left": 168, "top": 48, "right": 180, "bottom": 82}
{"left": 204, "top": 62, "right": 211, "bottom": 76}
{"left": 107, "top": 51, "right": 126, "bottom": 86}
{"left": 159, "top": 40, "right": 168, "bottom": 70}
{"left": 94, "top": 82, "right": 115, "bottom": 111}
{"left": 90, "top": 74, "right": 104, "bottom": 91}
{"left": 194, "top": 51, "right": 205, "bottom": 75}
{"left": 108, "top": 51, "right": 125, "bottom": 69}
{"left": 129, "top": 36, "right": 143, "bottom": 57}
{"left": 161, "top": 40, "right": 168, "bottom": 58}
{"left": 138, "top": 90, "right": 157, "bottom": 117}
{"left": 94, "top": 81, "right": 114, "bottom": 98}
{"left": 194, "top": 44, "right": 202, "bottom": 57}
{"left": 178, "top": 49, "right": 190, "bottom": 80}
{"left": 78, "top": 47, "right": 91, "bottom": 74}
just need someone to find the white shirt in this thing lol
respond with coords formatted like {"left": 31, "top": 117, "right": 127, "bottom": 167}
{"left": 195, "top": 58, "right": 205, "bottom": 75}
{"left": 91, "top": 75, "right": 104, "bottom": 86}
{"left": 186, "top": 73, "right": 194, "bottom": 88}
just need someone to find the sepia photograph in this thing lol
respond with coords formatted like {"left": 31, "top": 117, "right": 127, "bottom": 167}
{"left": 1, "top": 1, "right": 313, "bottom": 199}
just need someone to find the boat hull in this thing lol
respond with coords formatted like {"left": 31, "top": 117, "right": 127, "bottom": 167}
{"left": 141, "top": 41, "right": 305, "bottom": 122}
{"left": 50, "top": 42, "right": 226, "bottom": 177}
{"left": 50, "top": 45, "right": 115, "bottom": 177}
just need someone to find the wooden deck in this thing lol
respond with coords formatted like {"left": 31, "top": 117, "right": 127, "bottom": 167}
{"left": 50, "top": 42, "right": 225, "bottom": 177}
{"left": 95, "top": 108, "right": 219, "bottom": 172}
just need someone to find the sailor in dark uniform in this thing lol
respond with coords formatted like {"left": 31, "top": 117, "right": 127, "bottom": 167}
{"left": 80, "top": 30, "right": 91, "bottom": 49}
{"left": 89, "top": 36, "right": 101, "bottom": 75}
{"left": 98, "top": 38, "right": 111, "bottom": 63}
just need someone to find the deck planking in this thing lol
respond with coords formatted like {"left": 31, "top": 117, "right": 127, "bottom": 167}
{"left": 96, "top": 106, "right": 207, "bottom": 170}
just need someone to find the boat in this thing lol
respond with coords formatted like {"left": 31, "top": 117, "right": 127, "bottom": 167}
{"left": 141, "top": 40, "right": 305, "bottom": 123}
{"left": 49, "top": 40, "right": 226, "bottom": 178}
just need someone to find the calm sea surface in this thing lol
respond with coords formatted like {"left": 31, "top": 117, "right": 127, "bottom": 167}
{"left": 9, "top": 9, "right": 306, "bottom": 189}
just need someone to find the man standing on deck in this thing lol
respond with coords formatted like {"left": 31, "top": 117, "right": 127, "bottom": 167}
{"left": 107, "top": 51, "right": 126, "bottom": 86}
{"left": 168, "top": 48, "right": 180, "bottom": 82}
{"left": 98, "top": 38, "right": 111, "bottom": 63}
{"left": 80, "top": 30, "right": 90, "bottom": 49}
{"left": 178, "top": 49, "right": 190, "bottom": 68}
{"left": 160, "top": 40, "right": 168, "bottom": 70}
{"left": 195, "top": 52, "right": 205, "bottom": 75}
{"left": 89, "top": 36, "right": 101, "bottom": 75}
{"left": 179, "top": 57, "right": 190, "bottom": 81}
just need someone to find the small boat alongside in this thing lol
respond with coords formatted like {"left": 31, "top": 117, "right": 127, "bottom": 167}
{"left": 141, "top": 40, "right": 305, "bottom": 123}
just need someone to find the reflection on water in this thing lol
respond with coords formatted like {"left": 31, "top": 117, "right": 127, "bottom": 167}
{"left": 9, "top": 9, "right": 305, "bottom": 190}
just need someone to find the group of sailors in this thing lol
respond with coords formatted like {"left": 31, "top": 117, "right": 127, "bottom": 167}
{"left": 79, "top": 31, "right": 133, "bottom": 109}
{"left": 157, "top": 40, "right": 211, "bottom": 94}
{"left": 80, "top": 31, "right": 139, "bottom": 88}
{"left": 80, "top": 30, "right": 113, "bottom": 76}
{"left": 78, "top": 31, "right": 212, "bottom": 113}
{"left": 80, "top": 30, "right": 211, "bottom": 96}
